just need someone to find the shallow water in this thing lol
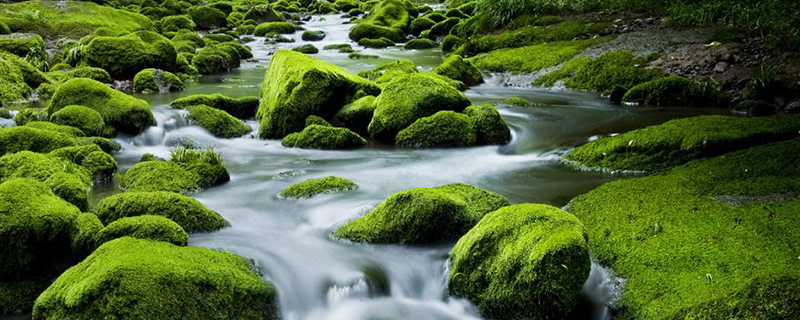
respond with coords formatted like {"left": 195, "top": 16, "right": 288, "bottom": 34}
{"left": 72, "top": 13, "right": 727, "bottom": 320}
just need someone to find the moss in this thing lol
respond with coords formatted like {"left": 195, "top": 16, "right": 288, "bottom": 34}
{"left": 368, "top": 73, "right": 470, "bottom": 142}
{"left": 358, "top": 37, "right": 395, "bottom": 48}
{"left": 75, "top": 136, "right": 121, "bottom": 154}
{"left": 470, "top": 38, "right": 606, "bottom": 73}
{"left": 410, "top": 17, "right": 435, "bottom": 36}
{"left": 1, "top": 150, "right": 91, "bottom": 187}
{"left": 460, "top": 18, "right": 613, "bottom": 56}
{"left": 170, "top": 93, "right": 258, "bottom": 119}
{"left": 564, "top": 51, "right": 662, "bottom": 93}
{"left": 70, "top": 212, "right": 103, "bottom": 259}
{"left": 254, "top": 21, "right": 295, "bottom": 35}
{"left": 280, "top": 176, "right": 357, "bottom": 198}
{"left": 433, "top": 54, "right": 483, "bottom": 86}
{"left": 566, "top": 137, "right": 800, "bottom": 319}
{"left": 25, "top": 121, "right": 84, "bottom": 137}
{"left": 49, "top": 78, "right": 153, "bottom": 135}
{"left": 500, "top": 97, "right": 530, "bottom": 106}
{"left": 566, "top": 115, "right": 800, "bottom": 172}
{"left": 429, "top": 17, "right": 460, "bottom": 37}
{"left": 422, "top": 11, "right": 446, "bottom": 22}
{"left": 49, "top": 105, "right": 105, "bottom": 137}
{"left": 292, "top": 44, "right": 319, "bottom": 54}
{"left": 442, "top": 34, "right": 464, "bottom": 52}
{"left": 258, "top": 50, "right": 381, "bottom": 138}
{"left": 0, "top": 20, "right": 9, "bottom": 34}
{"left": 464, "top": 104, "right": 511, "bottom": 145}
{"left": 95, "top": 191, "right": 227, "bottom": 233}
{"left": 0, "top": 126, "right": 76, "bottom": 155}
{"left": 334, "top": 0, "right": 359, "bottom": 11}
{"left": 323, "top": 43, "right": 354, "bottom": 53}
{"left": 0, "top": 33, "right": 45, "bottom": 58}
{"left": 0, "top": 51, "right": 34, "bottom": 103}
{"left": 188, "top": 5, "right": 227, "bottom": 29}
{"left": 348, "top": 23, "right": 406, "bottom": 42}
{"left": 395, "top": 111, "right": 476, "bottom": 148}
{"left": 203, "top": 33, "right": 235, "bottom": 44}
{"left": 192, "top": 44, "right": 239, "bottom": 74}
{"left": 186, "top": 105, "right": 251, "bottom": 138}
{"left": 331, "top": 95, "right": 376, "bottom": 136}
{"left": 403, "top": 38, "right": 437, "bottom": 49}
{"left": 305, "top": 115, "right": 331, "bottom": 127}
{"left": 96, "top": 215, "right": 188, "bottom": 246}
{"left": 281, "top": 124, "right": 367, "bottom": 150}
{"left": 121, "top": 148, "right": 229, "bottom": 193}
{"left": 81, "top": 151, "right": 117, "bottom": 179}
{"left": 32, "top": 237, "right": 278, "bottom": 320}
{"left": 0, "top": 51, "right": 48, "bottom": 89}
{"left": 302, "top": 30, "right": 326, "bottom": 41}
{"left": 335, "top": 183, "right": 509, "bottom": 243}
{"left": 83, "top": 31, "right": 176, "bottom": 79}
{"left": 44, "top": 172, "right": 89, "bottom": 211}
{"left": 160, "top": 15, "right": 195, "bottom": 32}
{"left": 244, "top": 5, "right": 285, "bottom": 23}
{"left": 236, "top": 24, "right": 256, "bottom": 35}
{"left": 132, "top": 68, "right": 185, "bottom": 93}
{"left": 533, "top": 56, "right": 590, "bottom": 87}
{"left": 348, "top": 53, "right": 380, "bottom": 59}
{"left": 623, "top": 75, "right": 726, "bottom": 107}
{"left": 361, "top": 0, "right": 416, "bottom": 30}
{"left": 448, "top": 204, "right": 590, "bottom": 320}
{"left": 46, "top": 66, "right": 112, "bottom": 84}
{"left": 0, "top": 1, "right": 152, "bottom": 39}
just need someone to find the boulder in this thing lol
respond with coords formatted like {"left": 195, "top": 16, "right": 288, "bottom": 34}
{"left": 254, "top": 22, "right": 295, "bottom": 36}
{"left": 623, "top": 75, "right": 725, "bottom": 107}
{"left": 403, "top": 38, "right": 437, "bottom": 49}
{"left": 395, "top": 111, "right": 476, "bottom": 148}
{"left": 280, "top": 176, "right": 357, "bottom": 198}
{"left": 281, "top": 125, "right": 367, "bottom": 150}
{"left": 433, "top": 55, "right": 483, "bottom": 86}
{"left": 132, "top": 68, "right": 185, "bottom": 93}
{"left": 83, "top": 31, "right": 176, "bottom": 79}
{"left": 188, "top": 5, "right": 227, "bottom": 29}
{"left": 186, "top": 105, "right": 251, "bottom": 138}
{"left": 170, "top": 93, "right": 259, "bottom": 119}
{"left": 464, "top": 104, "right": 511, "bottom": 145}
{"left": 96, "top": 215, "right": 188, "bottom": 246}
{"left": 95, "top": 191, "right": 227, "bottom": 233}
{"left": 331, "top": 95, "right": 376, "bottom": 136}
{"left": 49, "top": 105, "right": 105, "bottom": 137}
{"left": 121, "top": 148, "right": 229, "bottom": 193}
{"left": 0, "top": 126, "right": 75, "bottom": 155}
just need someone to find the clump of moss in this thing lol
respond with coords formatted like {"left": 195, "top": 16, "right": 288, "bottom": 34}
{"left": 305, "top": 115, "right": 331, "bottom": 127}
{"left": 335, "top": 183, "right": 509, "bottom": 243}
{"left": 70, "top": 212, "right": 103, "bottom": 257}
{"left": 0, "top": 51, "right": 43, "bottom": 103}
{"left": 563, "top": 51, "right": 662, "bottom": 93}
{"left": 76, "top": 136, "right": 121, "bottom": 154}
{"left": 244, "top": 5, "right": 285, "bottom": 24}
{"left": 623, "top": 75, "right": 725, "bottom": 107}
{"left": 448, "top": 204, "right": 590, "bottom": 320}
{"left": 170, "top": 93, "right": 258, "bottom": 119}
{"left": 186, "top": 105, "right": 251, "bottom": 138}
{"left": 464, "top": 104, "right": 511, "bottom": 145}
{"left": 132, "top": 68, "right": 185, "bottom": 93}
{"left": 282, "top": 125, "right": 367, "bottom": 150}
{"left": 46, "top": 66, "right": 112, "bottom": 84}
{"left": 96, "top": 215, "right": 188, "bottom": 246}
{"left": 0, "top": 126, "right": 76, "bottom": 155}
{"left": 0, "top": 1, "right": 152, "bottom": 39}
{"left": 357, "top": 59, "right": 418, "bottom": 82}
{"left": 348, "top": 23, "right": 406, "bottom": 42}
{"left": 358, "top": 37, "right": 395, "bottom": 48}
{"left": 348, "top": 53, "right": 380, "bottom": 59}
{"left": 121, "top": 148, "right": 229, "bottom": 193}
{"left": 323, "top": 43, "right": 354, "bottom": 53}
{"left": 25, "top": 121, "right": 84, "bottom": 137}
{"left": 533, "top": 56, "right": 590, "bottom": 87}
{"left": 332, "top": 95, "right": 376, "bottom": 136}
{"left": 188, "top": 5, "right": 227, "bottom": 29}
{"left": 410, "top": 17, "right": 435, "bottom": 36}
{"left": 302, "top": 30, "right": 326, "bottom": 41}
{"left": 292, "top": 44, "right": 319, "bottom": 54}
{"left": 83, "top": 31, "right": 177, "bottom": 79}
{"left": 0, "top": 34, "right": 45, "bottom": 59}
{"left": 49, "top": 105, "right": 106, "bottom": 136}
{"left": 160, "top": 15, "right": 195, "bottom": 32}
{"left": 403, "top": 38, "right": 437, "bottom": 49}
{"left": 442, "top": 34, "right": 465, "bottom": 52}
{"left": 565, "top": 115, "right": 800, "bottom": 172}
{"left": 95, "top": 191, "right": 227, "bottom": 232}
{"left": 433, "top": 54, "right": 483, "bottom": 86}
{"left": 254, "top": 21, "right": 295, "bottom": 35}
{"left": 395, "top": 111, "right": 476, "bottom": 148}
{"left": 470, "top": 39, "right": 607, "bottom": 73}
{"left": 280, "top": 176, "right": 357, "bottom": 198}
{"left": 500, "top": 97, "right": 530, "bottom": 106}
{"left": 32, "top": 237, "right": 279, "bottom": 320}
{"left": 258, "top": 50, "right": 381, "bottom": 138}
{"left": 80, "top": 150, "right": 117, "bottom": 179}
{"left": 358, "top": 0, "right": 416, "bottom": 31}
{"left": 44, "top": 172, "right": 89, "bottom": 211}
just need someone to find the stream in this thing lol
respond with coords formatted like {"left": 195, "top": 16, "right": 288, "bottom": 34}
{"left": 90, "top": 13, "right": 729, "bottom": 320}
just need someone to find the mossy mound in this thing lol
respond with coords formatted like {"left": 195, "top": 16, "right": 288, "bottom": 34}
{"left": 282, "top": 125, "right": 367, "bottom": 150}
{"left": 96, "top": 215, "right": 188, "bottom": 246}
{"left": 470, "top": 39, "right": 606, "bottom": 74}
{"left": 0, "top": 149, "right": 96, "bottom": 188}
{"left": 500, "top": 97, "right": 530, "bottom": 106}
{"left": 566, "top": 137, "right": 800, "bottom": 319}
{"left": 46, "top": 66, "right": 112, "bottom": 85}
{"left": 244, "top": 5, "right": 285, "bottom": 23}
{"left": 442, "top": 34, "right": 465, "bottom": 52}
{"left": 323, "top": 43, "right": 354, "bottom": 53}
{"left": 305, "top": 115, "right": 331, "bottom": 127}
{"left": 429, "top": 17, "right": 460, "bottom": 37}
{"left": 160, "top": 15, "right": 195, "bottom": 32}
{"left": 302, "top": 30, "right": 326, "bottom": 41}
{"left": 357, "top": 59, "right": 418, "bottom": 82}
{"left": 433, "top": 55, "right": 483, "bottom": 86}
{"left": 32, "top": 237, "right": 279, "bottom": 320}
{"left": 95, "top": 191, "right": 227, "bottom": 233}
{"left": 565, "top": 115, "right": 800, "bottom": 172}
{"left": 121, "top": 148, "right": 229, "bottom": 193}
{"left": 188, "top": 5, "right": 227, "bottom": 29}
{"left": 548, "top": 51, "right": 662, "bottom": 93}
{"left": 280, "top": 176, "right": 358, "bottom": 198}
{"left": 49, "top": 78, "right": 153, "bottom": 135}
{"left": 464, "top": 104, "right": 511, "bottom": 145}
{"left": 83, "top": 31, "right": 176, "bottom": 79}
{"left": 623, "top": 76, "right": 725, "bottom": 107}
{"left": 0, "top": 33, "right": 44, "bottom": 58}
{"left": 335, "top": 183, "right": 510, "bottom": 243}
{"left": 186, "top": 105, "right": 251, "bottom": 138}
{"left": 257, "top": 50, "right": 381, "bottom": 138}
{"left": 368, "top": 73, "right": 470, "bottom": 142}
{"left": 410, "top": 17, "right": 435, "bottom": 36}
{"left": 191, "top": 44, "right": 242, "bottom": 75}
{"left": 254, "top": 21, "right": 295, "bottom": 35}
{"left": 0, "top": 126, "right": 76, "bottom": 155}
{"left": 292, "top": 44, "right": 319, "bottom": 54}
{"left": 348, "top": 23, "right": 406, "bottom": 43}
{"left": 358, "top": 37, "right": 395, "bottom": 49}
{"left": 25, "top": 121, "right": 84, "bottom": 137}
{"left": 360, "top": 0, "right": 416, "bottom": 31}
{"left": 395, "top": 111, "right": 476, "bottom": 148}
{"left": 331, "top": 95, "right": 376, "bottom": 136}
{"left": 448, "top": 204, "right": 591, "bottom": 320}
{"left": 49, "top": 105, "right": 105, "bottom": 137}
{"left": 132, "top": 68, "right": 185, "bottom": 93}
{"left": 44, "top": 172, "right": 89, "bottom": 211}
{"left": 0, "top": 50, "right": 45, "bottom": 103}
{"left": 170, "top": 93, "right": 258, "bottom": 119}
{"left": 403, "top": 38, "right": 437, "bottom": 49}
{"left": 0, "top": 1, "right": 152, "bottom": 39}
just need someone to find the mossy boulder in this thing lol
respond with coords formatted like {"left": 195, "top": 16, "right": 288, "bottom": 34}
{"left": 282, "top": 125, "right": 367, "bottom": 150}
{"left": 49, "top": 78, "right": 153, "bottom": 135}
{"left": 358, "top": 37, "right": 395, "bottom": 48}
{"left": 160, "top": 15, "right": 195, "bottom": 32}
{"left": 25, "top": 121, "right": 84, "bottom": 137}
{"left": 403, "top": 38, "right": 437, "bottom": 49}
{"left": 32, "top": 237, "right": 279, "bottom": 320}
{"left": 622, "top": 75, "right": 725, "bottom": 107}
{"left": 368, "top": 73, "right": 470, "bottom": 142}
{"left": 410, "top": 17, "right": 435, "bottom": 36}
{"left": 0, "top": 50, "right": 46, "bottom": 103}
{"left": 335, "top": 183, "right": 510, "bottom": 243}
{"left": 0, "top": 34, "right": 45, "bottom": 58}
{"left": 395, "top": 111, "right": 476, "bottom": 148}
{"left": 0, "top": 126, "right": 76, "bottom": 155}
{"left": 83, "top": 31, "right": 176, "bottom": 79}
{"left": 170, "top": 94, "right": 258, "bottom": 119}
{"left": 302, "top": 30, "right": 326, "bottom": 41}
{"left": 357, "top": 59, "right": 418, "bottom": 82}
{"left": 188, "top": 5, "right": 227, "bottom": 29}
{"left": 43, "top": 172, "right": 88, "bottom": 211}
{"left": 348, "top": 23, "right": 406, "bottom": 42}
{"left": 433, "top": 54, "right": 483, "bottom": 86}
{"left": 244, "top": 5, "right": 285, "bottom": 23}
{"left": 121, "top": 148, "right": 229, "bottom": 193}
{"left": 186, "top": 105, "right": 251, "bottom": 138}
{"left": 442, "top": 34, "right": 465, "bottom": 52}
{"left": 500, "top": 97, "right": 530, "bottom": 106}
{"left": 332, "top": 95, "right": 376, "bottom": 136}
{"left": 132, "top": 68, "right": 185, "bottom": 93}
{"left": 280, "top": 176, "right": 357, "bottom": 198}
{"left": 49, "top": 105, "right": 105, "bottom": 137}
{"left": 292, "top": 44, "right": 319, "bottom": 54}
{"left": 429, "top": 17, "right": 460, "bottom": 37}
{"left": 305, "top": 115, "right": 331, "bottom": 127}
{"left": 191, "top": 45, "right": 239, "bottom": 75}
{"left": 0, "top": 149, "right": 96, "bottom": 189}
{"left": 360, "top": 0, "right": 416, "bottom": 31}
{"left": 95, "top": 191, "right": 227, "bottom": 232}
{"left": 254, "top": 21, "right": 295, "bottom": 36}
{"left": 464, "top": 104, "right": 511, "bottom": 145}
{"left": 448, "top": 204, "right": 591, "bottom": 320}
{"left": 565, "top": 115, "right": 800, "bottom": 172}
{"left": 96, "top": 215, "right": 188, "bottom": 246}
{"left": 0, "top": 21, "right": 9, "bottom": 34}
{"left": 257, "top": 50, "right": 381, "bottom": 138}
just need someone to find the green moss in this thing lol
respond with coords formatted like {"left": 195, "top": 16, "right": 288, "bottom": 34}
{"left": 566, "top": 137, "right": 800, "bottom": 319}
{"left": 280, "top": 176, "right": 357, "bottom": 198}
{"left": 70, "top": 212, "right": 103, "bottom": 259}
{"left": 254, "top": 21, "right": 295, "bottom": 35}
{"left": 331, "top": 95, "right": 376, "bottom": 136}
{"left": 429, "top": 17, "right": 460, "bottom": 37}
{"left": 623, "top": 75, "right": 725, "bottom": 107}
{"left": 191, "top": 44, "right": 239, "bottom": 75}
{"left": 0, "top": 20, "right": 9, "bottom": 34}
{"left": 448, "top": 204, "right": 590, "bottom": 320}
{"left": 170, "top": 93, "right": 258, "bottom": 119}
{"left": 442, "top": 34, "right": 464, "bottom": 52}
{"left": 358, "top": 37, "right": 395, "bottom": 48}
{"left": 121, "top": 148, "right": 229, "bottom": 193}
{"left": 564, "top": 51, "right": 662, "bottom": 92}
{"left": 132, "top": 68, "right": 184, "bottom": 93}
{"left": 258, "top": 50, "right": 381, "bottom": 138}
{"left": 0, "top": 126, "right": 76, "bottom": 155}
{"left": 0, "top": 1, "right": 152, "bottom": 38}
{"left": 46, "top": 66, "right": 112, "bottom": 84}
{"left": 44, "top": 172, "right": 89, "bottom": 211}
{"left": 323, "top": 43, "right": 354, "bottom": 53}
{"left": 565, "top": 115, "right": 800, "bottom": 172}
{"left": 461, "top": 19, "right": 613, "bottom": 56}
{"left": 395, "top": 111, "right": 476, "bottom": 148}
{"left": 95, "top": 191, "right": 226, "bottom": 233}
{"left": 96, "top": 215, "right": 188, "bottom": 246}
{"left": 81, "top": 151, "right": 117, "bottom": 179}
{"left": 348, "top": 23, "right": 406, "bottom": 42}
{"left": 75, "top": 136, "right": 121, "bottom": 154}
{"left": 25, "top": 121, "right": 84, "bottom": 137}
{"left": 203, "top": 33, "right": 236, "bottom": 44}
{"left": 464, "top": 104, "right": 511, "bottom": 145}
{"left": 244, "top": 5, "right": 285, "bottom": 24}
{"left": 0, "top": 150, "right": 91, "bottom": 187}
{"left": 186, "top": 105, "right": 251, "bottom": 138}
{"left": 403, "top": 38, "right": 437, "bottom": 49}
{"left": 160, "top": 15, "right": 195, "bottom": 32}
{"left": 305, "top": 115, "right": 331, "bottom": 127}
{"left": 335, "top": 183, "right": 510, "bottom": 243}
{"left": 0, "top": 51, "right": 48, "bottom": 89}
{"left": 470, "top": 38, "right": 606, "bottom": 73}
{"left": 533, "top": 56, "right": 590, "bottom": 87}
{"left": 281, "top": 124, "right": 367, "bottom": 150}
{"left": 0, "top": 51, "right": 34, "bottom": 103}
{"left": 0, "top": 34, "right": 45, "bottom": 58}
{"left": 188, "top": 5, "right": 227, "bottom": 29}
{"left": 348, "top": 53, "right": 380, "bottom": 59}
{"left": 302, "top": 30, "right": 326, "bottom": 41}
{"left": 32, "top": 237, "right": 278, "bottom": 320}
{"left": 357, "top": 59, "right": 418, "bottom": 82}
{"left": 83, "top": 31, "right": 176, "bottom": 79}
{"left": 292, "top": 44, "right": 319, "bottom": 54}
{"left": 361, "top": 0, "right": 415, "bottom": 31}
{"left": 433, "top": 54, "right": 483, "bottom": 86}
{"left": 500, "top": 97, "right": 530, "bottom": 106}
{"left": 368, "top": 73, "right": 470, "bottom": 142}
{"left": 49, "top": 105, "right": 105, "bottom": 136}
{"left": 409, "top": 17, "right": 435, "bottom": 36}
{"left": 49, "top": 78, "right": 154, "bottom": 135}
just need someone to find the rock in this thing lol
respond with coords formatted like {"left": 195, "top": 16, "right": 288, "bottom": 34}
{"left": 49, "top": 105, "right": 106, "bottom": 137}
{"left": 188, "top": 5, "right": 227, "bottom": 29}
{"left": 714, "top": 61, "right": 729, "bottom": 73}
{"left": 403, "top": 38, "right": 437, "bottom": 49}
{"left": 335, "top": 183, "right": 510, "bottom": 243}
{"left": 95, "top": 191, "right": 227, "bottom": 232}
{"left": 302, "top": 30, "right": 326, "bottom": 41}
{"left": 170, "top": 94, "right": 259, "bottom": 119}
{"left": 121, "top": 148, "right": 229, "bottom": 193}
{"left": 410, "top": 17, "right": 435, "bottom": 36}
{"left": 395, "top": 111, "right": 476, "bottom": 148}
{"left": 323, "top": 43, "right": 354, "bottom": 53}
{"left": 24, "top": 121, "right": 84, "bottom": 137}
{"left": 281, "top": 125, "right": 367, "bottom": 150}
{"left": 332, "top": 95, "right": 376, "bottom": 136}
{"left": 244, "top": 5, "right": 285, "bottom": 24}
{"left": 622, "top": 76, "right": 726, "bottom": 107}
{"left": 45, "top": 172, "right": 90, "bottom": 211}
{"left": 733, "top": 100, "right": 776, "bottom": 116}
{"left": 429, "top": 17, "right": 460, "bottom": 37}
{"left": 186, "top": 105, "right": 251, "bottom": 138}
{"left": 191, "top": 45, "right": 239, "bottom": 75}
{"left": 0, "top": 51, "right": 45, "bottom": 103}
{"left": 132, "top": 68, "right": 184, "bottom": 93}
{"left": 0, "top": 126, "right": 75, "bottom": 156}
{"left": 96, "top": 215, "right": 189, "bottom": 246}
{"left": 334, "top": 0, "right": 359, "bottom": 11}
{"left": 48, "top": 78, "right": 153, "bottom": 135}
{"left": 606, "top": 85, "right": 628, "bottom": 104}
{"left": 433, "top": 55, "right": 483, "bottom": 86}
{"left": 304, "top": 115, "right": 331, "bottom": 127}
{"left": 0, "top": 34, "right": 45, "bottom": 59}
{"left": 348, "top": 23, "right": 406, "bottom": 42}
{"left": 83, "top": 31, "right": 176, "bottom": 79}
{"left": 292, "top": 44, "right": 319, "bottom": 54}
{"left": 49, "top": 144, "right": 117, "bottom": 179}
{"left": 448, "top": 204, "right": 590, "bottom": 320}
{"left": 368, "top": 73, "right": 471, "bottom": 142}
{"left": 257, "top": 50, "right": 380, "bottom": 138}
{"left": 359, "top": 0, "right": 416, "bottom": 31}
{"left": 442, "top": 34, "right": 465, "bottom": 52}
{"left": 32, "top": 237, "right": 279, "bottom": 320}
{"left": 280, "top": 176, "right": 357, "bottom": 198}
{"left": 785, "top": 101, "right": 800, "bottom": 114}
{"left": 358, "top": 37, "right": 395, "bottom": 48}
{"left": 464, "top": 104, "right": 511, "bottom": 145}
{"left": 160, "top": 15, "right": 196, "bottom": 32}
{"left": 357, "top": 59, "right": 418, "bottom": 82}
{"left": 254, "top": 22, "right": 295, "bottom": 36}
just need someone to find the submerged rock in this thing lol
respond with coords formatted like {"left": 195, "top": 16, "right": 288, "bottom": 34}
{"left": 132, "top": 68, "right": 185, "bottom": 93}
{"left": 622, "top": 75, "right": 725, "bottom": 107}
{"left": 280, "top": 176, "right": 358, "bottom": 198}
{"left": 186, "top": 105, "right": 251, "bottom": 138}
{"left": 281, "top": 125, "right": 367, "bottom": 150}
{"left": 49, "top": 105, "right": 105, "bottom": 137}
{"left": 95, "top": 191, "right": 227, "bottom": 233}
{"left": 433, "top": 55, "right": 483, "bottom": 87}
{"left": 120, "top": 148, "right": 229, "bottom": 193}
{"left": 83, "top": 31, "right": 176, "bottom": 79}
{"left": 96, "top": 215, "right": 189, "bottom": 246}
{"left": 395, "top": 111, "right": 476, "bottom": 148}
{"left": 292, "top": 44, "right": 319, "bottom": 54}
{"left": 170, "top": 93, "right": 259, "bottom": 119}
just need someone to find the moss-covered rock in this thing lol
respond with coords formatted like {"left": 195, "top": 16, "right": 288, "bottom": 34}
{"left": 280, "top": 176, "right": 357, "bottom": 198}
{"left": 470, "top": 39, "right": 606, "bottom": 74}
{"left": 0, "top": 150, "right": 92, "bottom": 190}
{"left": 500, "top": 97, "right": 530, "bottom": 106}
{"left": 0, "top": 126, "right": 76, "bottom": 155}
{"left": 44, "top": 172, "right": 89, "bottom": 211}
{"left": 96, "top": 215, "right": 188, "bottom": 246}
{"left": 335, "top": 183, "right": 509, "bottom": 243}
{"left": 433, "top": 54, "right": 483, "bottom": 86}
{"left": 95, "top": 191, "right": 227, "bottom": 232}
{"left": 302, "top": 30, "right": 326, "bottom": 41}
{"left": 358, "top": 37, "right": 395, "bottom": 48}
{"left": 76, "top": 136, "right": 121, "bottom": 154}
{"left": 32, "top": 237, "right": 279, "bottom": 320}
{"left": 244, "top": 5, "right": 285, "bottom": 23}
{"left": 121, "top": 148, "right": 229, "bottom": 193}
{"left": 258, "top": 50, "right": 381, "bottom": 138}
{"left": 305, "top": 115, "right": 331, "bottom": 127}
{"left": 160, "top": 15, "right": 195, "bottom": 32}
{"left": 83, "top": 31, "right": 176, "bottom": 79}
{"left": 186, "top": 105, "right": 251, "bottom": 138}
{"left": 360, "top": 0, "right": 416, "bottom": 31}
{"left": 565, "top": 115, "right": 800, "bottom": 172}
{"left": 254, "top": 21, "right": 295, "bottom": 35}
{"left": 132, "top": 68, "right": 185, "bottom": 93}
{"left": 442, "top": 34, "right": 465, "bottom": 52}
{"left": 410, "top": 17, "right": 435, "bottom": 36}
{"left": 357, "top": 58, "right": 418, "bottom": 82}
{"left": 191, "top": 44, "right": 239, "bottom": 75}
{"left": 188, "top": 5, "right": 227, "bottom": 29}
{"left": 281, "top": 124, "right": 367, "bottom": 150}
{"left": 71, "top": 212, "right": 103, "bottom": 257}
{"left": 0, "top": 50, "right": 45, "bottom": 103}
{"left": 348, "top": 23, "right": 406, "bottom": 42}
{"left": 24, "top": 121, "right": 84, "bottom": 137}
{"left": 464, "top": 104, "right": 511, "bottom": 145}
{"left": 49, "top": 105, "right": 105, "bottom": 137}
{"left": 622, "top": 75, "right": 725, "bottom": 107}
{"left": 0, "top": 21, "right": 9, "bottom": 35}
{"left": 0, "top": 33, "right": 45, "bottom": 59}
{"left": 368, "top": 73, "right": 470, "bottom": 142}
{"left": 395, "top": 111, "right": 476, "bottom": 148}
{"left": 170, "top": 93, "right": 258, "bottom": 119}
{"left": 49, "top": 78, "right": 154, "bottom": 135}
{"left": 323, "top": 43, "right": 355, "bottom": 53}
{"left": 429, "top": 17, "right": 460, "bottom": 37}
{"left": 448, "top": 204, "right": 590, "bottom": 320}
{"left": 403, "top": 38, "right": 437, "bottom": 49}
{"left": 331, "top": 95, "right": 376, "bottom": 136}
{"left": 292, "top": 44, "right": 319, "bottom": 54}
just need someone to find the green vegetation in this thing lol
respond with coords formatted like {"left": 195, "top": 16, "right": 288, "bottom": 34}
{"left": 95, "top": 191, "right": 227, "bottom": 233}
{"left": 186, "top": 105, "right": 251, "bottom": 138}
{"left": 25, "top": 121, "right": 84, "bottom": 137}
{"left": 410, "top": 17, "right": 435, "bottom": 36}
{"left": 0, "top": 1, "right": 152, "bottom": 38}
{"left": 32, "top": 237, "right": 279, "bottom": 320}
{"left": 0, "top": 51, "right": 46, "bottom": 103}
{"left": 282, "top": 125, "right": 368, "bottom": 150}
{"left": 460, "top": 18, "right": 613, "bottom": 56}
{"left": 132, "top": 68, "right": 185, "bottom": 93}
{"left": 280, "top": 176, "right": 358, "bottom": 198}
{"left": 188, "top": 5, "right": 227, "bottom": 30}
{"left": 403, "top": 38, "right": 437, "bottom": 49}
{"left": 561, "top": 51, "right": 661, "bottom": 92}
{"left": 292, "top": 44, "right": 319, "bottom": 54}
{"left": 82, "top": 31, "right": 176, "bottom": 79}
{"left": 254, "top": 21, "right": 295, "bottom": 35}
{"left": 49, "top": 106, "right": 104, "bottom": 137}
{"left": 96, "top": 215, "right": 189, "bottom": 246}
{"left": 448, "top": 204, "right": 590, "bottom": 320}
{"left": 170, "top": 94, "right": 258, "bottom": 119}
{"left": 0, "top": 126, "right": 75, "bottom": 155}
{"left": 160, "top": 15, "right": 195, "bottom": 32}
{"left": 358, "top": 37, "right": 395, "bottom": 49}
{"left": 433, "top": 55, "right": 483, "bottom": 86}
{"left": 348, "top": 23, "right": 406, "bottom": 42}
{"left": 335, "top": 183, "right": 510, "bottom": 243}
{"left": 464, "top": 104, "right": 512, "bottom": 145}
{"left": 500, "top": 97, "right": 530, "bottom": 106}
{"left": 120, "top": 148, "right": 229, "bottom": 193}
{"left": 302, "top": 30, "right": 326, "bottom": 41}
{"left": 395, "top": 111, "right": 476, "bottom": 148}
{"left": 565, "top": 115, "right": 800, "bottom": 172}
{"left": 470, "top": 39, "right": 606, "bottom": 73}
{"left": 331, "top": 95, "right": 376, "bottom": 136}
{"left": 623, "top": 75, "right": 725, "bottom": 107}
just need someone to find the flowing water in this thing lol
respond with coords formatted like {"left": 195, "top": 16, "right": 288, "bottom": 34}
{"left": 45, "top": 12, "right": 728, "bottom": 320}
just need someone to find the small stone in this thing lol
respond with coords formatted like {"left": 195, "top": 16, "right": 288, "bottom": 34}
{"left": 785, "top": 101, "right": 800, "bottom": 114}
{"left": 714, "top": 61, "right": 729, "bottom": 73}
